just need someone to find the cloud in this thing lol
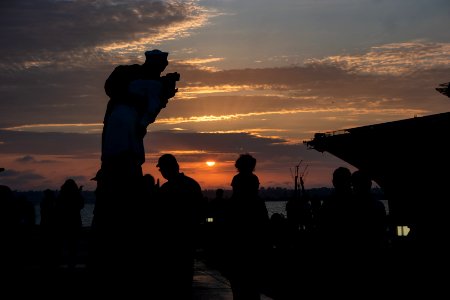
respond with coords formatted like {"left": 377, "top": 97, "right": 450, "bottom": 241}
{"left": 1, "top": 128, "right": 338, "bottom": 190}
{"left": 15, "top": 155, "right": 57, "bottom": 164}
{"left": 0, "top": 130, "right": 100, "bottom": 155}
{"left": 0, "top": 0, "right": 213, "bottom": 70}
{"left": 2, "top": 59, "right": 447, "bottom": 142}
{"left": 306, "top": 41, "right": 450, "bottom": 75}
{"left": 176, "top": 56, "right": 225, "bottom": 71}
{"left": 2, "top": 40, "right": 448, "bottom": 132}
{"left": 16, "top": 155, "right": 35, "bottom": 163}
{"left": 1, "top": 39, "right": 449, "bottom": 190}
{"left": 0, "top": 128, "right": 304, "bottom": 162}
{"left": 0, "top": 168, "right": 46, "bottom": 189}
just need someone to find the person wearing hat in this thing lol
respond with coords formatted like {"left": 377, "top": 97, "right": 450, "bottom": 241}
{"left": 154, "top": 153, "right": 205, "bottom": 298}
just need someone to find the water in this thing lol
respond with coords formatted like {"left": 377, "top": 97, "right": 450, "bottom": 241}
{"left": 34, "top": 201, "right": 288, "bottom": 228}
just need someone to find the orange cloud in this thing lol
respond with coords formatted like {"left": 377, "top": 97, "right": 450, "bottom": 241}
{"left": 306, "top": 41, "right": 450, "bottom": 75}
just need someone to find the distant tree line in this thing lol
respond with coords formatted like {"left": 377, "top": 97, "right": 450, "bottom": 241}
{"left": 14, "top": 186, "right": 386, "bottom": 204}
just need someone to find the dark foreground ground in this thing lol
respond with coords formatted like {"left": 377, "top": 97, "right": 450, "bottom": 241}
{"left": 1, "top": 225, "right": 447, "bottom": 299}
{"left": 0, "top": 226, "right": 274, "bottom": 299}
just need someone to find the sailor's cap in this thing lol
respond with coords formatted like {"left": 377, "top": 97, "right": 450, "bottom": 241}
{"left": 145, "top": 49, "right": 168, "bottom": 62}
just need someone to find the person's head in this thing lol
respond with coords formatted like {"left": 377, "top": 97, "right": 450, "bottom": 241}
{"left": 61, "top": 178, "right": 79, "bottom": 193}
{"left": 235, "top": 153, "right": 257, "bottom": 174}
{"left": 332, "top": 166, "right": 352, "bottom": 191}
{"left": 43, "top": 189, "right": 55, "bottom": 198}
{"left": 143, "top": 173, "right": 156, "bottom": 186}
{"left": 143, "top": 49, "right": 169, "bottom": 74}
{"left": 0, "top": 184, "right": 14, "bottom": 201}
{"left": 157, "top": 154, "right": 179, "bottom": 180}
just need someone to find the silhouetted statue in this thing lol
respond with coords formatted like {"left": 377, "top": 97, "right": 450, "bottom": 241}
{"left": 223, "top": 153, "right": 270, "bottom": 300}
{"left": 155, "top": 153, "right": 204, "bottom": 299}
{"left": 96, "top": 49, "right": 178, "bottom": 229}
{"left": 90, "top": 50, "right": 179, "bottom": 292}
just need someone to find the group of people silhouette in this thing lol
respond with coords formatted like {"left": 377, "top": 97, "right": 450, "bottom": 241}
{"left": 0, "top": 49, "right": 394, "bottom": 298}
{"left": 0, "top": 160, "right": 392, "bottom": 299}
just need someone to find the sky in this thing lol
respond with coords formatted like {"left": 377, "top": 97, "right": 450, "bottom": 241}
{"left": 0, "top": 0, "right": 449, "bottom": 192}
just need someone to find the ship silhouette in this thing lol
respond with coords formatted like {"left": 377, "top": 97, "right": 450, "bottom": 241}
{"left": 305, "top": 82, "right": 450, "bottom": 255}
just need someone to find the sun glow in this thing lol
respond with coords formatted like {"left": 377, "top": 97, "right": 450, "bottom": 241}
{"left": 206, "top": 161, "right": 216, "bottom": 167}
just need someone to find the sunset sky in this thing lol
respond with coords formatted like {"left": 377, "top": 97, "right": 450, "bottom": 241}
{"left": 1, "top": 0, "right": 449, "bottom": 191}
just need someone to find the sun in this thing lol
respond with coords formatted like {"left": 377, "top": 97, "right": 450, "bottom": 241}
{"left": 206, "top": 161, "right": 216, "bottom": 167}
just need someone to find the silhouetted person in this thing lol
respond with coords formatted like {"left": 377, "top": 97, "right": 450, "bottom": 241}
{"left": 15, "top": 194, "right": 36, "bottom": 268}
{"left": 351, "top": 169, "right": 388, "bottom": 251}
{"left": 138, "top": 173, "right": 158, "bottom": 225}
{"left": 0, "top": 185, "right": 19, "bottom": 275}
{"left": 216, "top": 187, "right": 224, "bottom": 198}
{"left": 40, "top": 189, "right": 57, "bottom": 228}
{"left": 134, "top": 173, "right": 159, "bottom": 273}
{"left": 0, "top": 186, "right": 36, "bottom": 289}
{"left": 315, "top": 166, "right": 354, "bottom": 286}
{"left": 209, "top": 188, "right": 227, "bottom": 225}
{"left": 317, "top": 166, "right": 353, "bottom": 247}
{"left": 55, "top": 179, "right": 84, "bottom": 269}
{"left": 224, "top": 153, "right": 270, "bottom": 300}
{"left": 350, "top": 169, "right": 389, "bottom": 285}
{"left": 142, "top": 173, "right": 157, "bottom": 199}
{"left": 269, "top": 212, "right": 289, "bottom": 251}
{"left": 265, "top": 212, "right": 293, "bottom": 298}
{"left": 39, "top": 189, "right": 59, "bottom": 270}
{"left": 204, "top": 188, "right": 228, "bottom": 268}
{"left": 16, "top": 194, "right": 35, "bottom": 227}
{"left": 155, "top": 153, "right": 204, "bottom": 299}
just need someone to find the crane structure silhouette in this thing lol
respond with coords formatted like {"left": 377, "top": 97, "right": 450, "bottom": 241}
{"left": 290, "top": 161, "right": 309, "bottom": 199}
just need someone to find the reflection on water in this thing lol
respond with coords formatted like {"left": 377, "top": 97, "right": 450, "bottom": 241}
{"left": 35, "top": 201, "right": 288, "bottom": 228}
